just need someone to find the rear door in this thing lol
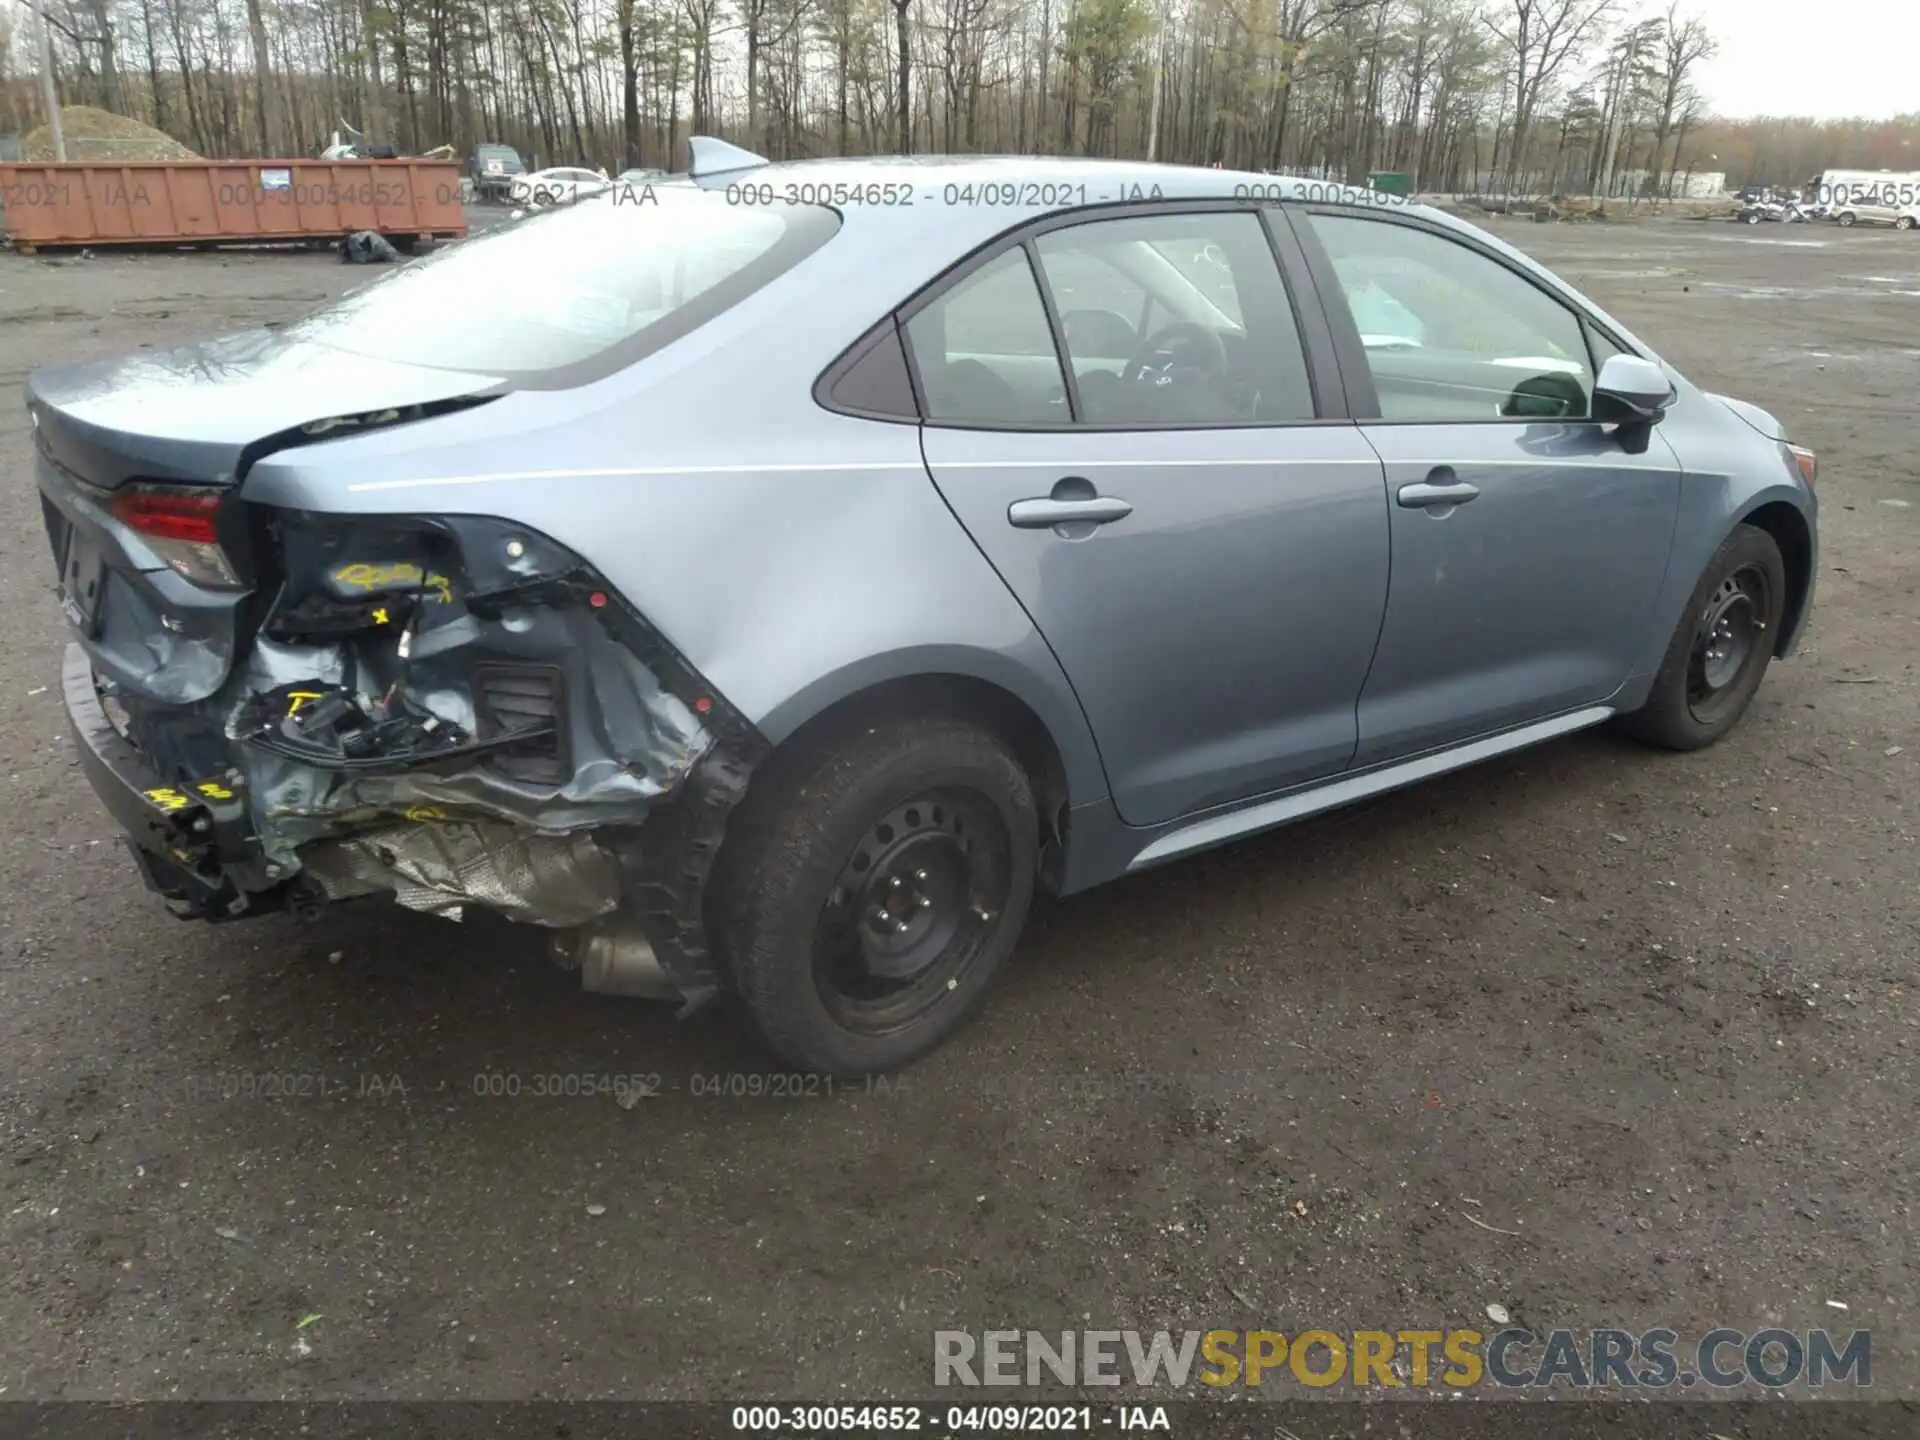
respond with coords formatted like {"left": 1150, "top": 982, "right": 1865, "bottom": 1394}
{"left": 1288, "top": 207, "right": 1684, "bottom": 766}
{"left": 909, "top": 205, "right": 1390, "bottom": 828}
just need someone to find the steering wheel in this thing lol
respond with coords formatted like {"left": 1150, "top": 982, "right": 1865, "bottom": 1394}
{"left": 1123, "top": 322, "right": 1231, "bottom": 388}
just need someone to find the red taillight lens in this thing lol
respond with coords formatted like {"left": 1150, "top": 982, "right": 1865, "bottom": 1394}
{"left": 110, "top": 487, "right": 242, "bottom": 588}
{"left": 112, "top": 488, "right": 222, "bottom": 543}
{"left": 1787, "top": 443, "right": 1817, "bottom": 487}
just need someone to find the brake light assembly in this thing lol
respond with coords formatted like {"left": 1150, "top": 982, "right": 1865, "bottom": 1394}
{"left": 111, "top": 486, "right": 243, "bottom": 589}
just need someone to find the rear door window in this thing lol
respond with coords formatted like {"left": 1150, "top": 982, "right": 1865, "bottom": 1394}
{"left": 903, "top": 249, "right": 1069, "bottom": 426}
{"left": 1033, "top": 211, "right": 1314, "bottom": 424}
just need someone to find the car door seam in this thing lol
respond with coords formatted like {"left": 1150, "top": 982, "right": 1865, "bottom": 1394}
{"left": 1350, "top": 423, "right": 1396, "bottom": 765}
{"left": 913, "top": 424, "right": 1120, "bottom": 807}
{"left": 1636, "top": 425, "right": 1693, "bottom": 641}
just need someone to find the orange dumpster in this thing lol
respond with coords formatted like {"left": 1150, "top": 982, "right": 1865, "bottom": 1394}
{"left": 0, "top": 159, "right": 468, "bottom": 251}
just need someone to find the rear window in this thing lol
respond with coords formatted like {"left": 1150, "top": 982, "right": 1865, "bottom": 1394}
{"left": 286, "top": 189, "right": 841, "bottom": 383}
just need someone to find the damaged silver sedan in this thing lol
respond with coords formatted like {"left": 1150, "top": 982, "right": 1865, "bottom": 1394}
{"left": 34, "top": 141, "right": 1818, "bottom": 1074}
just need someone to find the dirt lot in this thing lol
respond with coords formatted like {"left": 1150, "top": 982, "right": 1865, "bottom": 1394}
{"left": 0, "top": 213, "right": 1914, "bottom": 1404}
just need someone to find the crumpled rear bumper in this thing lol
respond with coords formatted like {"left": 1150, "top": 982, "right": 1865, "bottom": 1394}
{"left": 63, "top": 643, "right": 276, "bottom": 921}
{"left": 59, "top": 501, "right": 766, "bottom": 1010}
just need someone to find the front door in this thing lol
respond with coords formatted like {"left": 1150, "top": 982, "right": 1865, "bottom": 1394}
{"left": 1295, "top": 209, "right": 1684, "bottom": 765}
{"left": 906, "top": 208, "right": 1390, "bottom": 828}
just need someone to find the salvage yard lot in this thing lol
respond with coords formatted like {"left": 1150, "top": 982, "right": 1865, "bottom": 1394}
{"left": 0, "top": 213, "right": 1914, "bottom": 1400}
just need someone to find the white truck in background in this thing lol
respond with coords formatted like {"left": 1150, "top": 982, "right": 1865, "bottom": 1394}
{"left": 1806, "top": 169, "right": 1920, "bottom": 212}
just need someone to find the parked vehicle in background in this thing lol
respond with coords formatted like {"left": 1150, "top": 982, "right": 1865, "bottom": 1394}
{"left": 617, "top": 167, "right": 668, "bottom": 185}
{"left": 31, "top": 142, "right": 1820, "bottom": 1074}
{"left": 1831, "top": 196, "right": 1919, "bottom": 228}
{"left": 1807, "top": 168, "right": 1920, "bottom": 213}
{"left": 1737, "top": 200, "right": 1783, "bottom": 224}
{"left": 472, "top": 144, "right": 527, "bottom": 200}
{"left": 509, "top": 166, "right": 612, "bottom": 207}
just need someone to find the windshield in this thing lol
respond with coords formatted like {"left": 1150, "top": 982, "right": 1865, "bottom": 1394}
{"left": 285, "top": 190, "right": 840, "bottom": 381}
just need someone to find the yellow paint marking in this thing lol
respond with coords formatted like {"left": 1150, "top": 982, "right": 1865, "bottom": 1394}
{"left": 331, "top": 561, "right": 453, "bottom": 604}
{"left": 195, "top": 780, "right": 235, "bottom": 800}
{"left": 332, "top": 560, "right": 425, "bottom": 590}
{"left": 286, "top": 690, "right": 326, "bottom": 715}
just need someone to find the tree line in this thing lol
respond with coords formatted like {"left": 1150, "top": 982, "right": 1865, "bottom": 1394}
{"left": 4, "top": 0, "right": 1918, "bottom": 195}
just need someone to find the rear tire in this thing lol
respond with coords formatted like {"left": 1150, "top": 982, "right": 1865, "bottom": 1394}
{"left": 1837, "top": 211, "right": 1856, "bottom": 227}
{"left": 713, "top": 717, "right": 1038, "bottom": 1075}
{"left": 1898, "top": 216, "right": 1916, "bottom": 231}
{"left": 1620, "top": 524, "right": 1787, "bottom": 751}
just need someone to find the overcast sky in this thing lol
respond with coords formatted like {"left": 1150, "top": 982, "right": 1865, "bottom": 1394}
{"left": 1682, "top": 0, "right": 1914, "bottom": 120}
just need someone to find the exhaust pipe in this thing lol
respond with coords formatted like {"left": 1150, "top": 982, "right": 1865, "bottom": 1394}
{"left": 549, "top": 918, "right": 680, "bottom": 1001}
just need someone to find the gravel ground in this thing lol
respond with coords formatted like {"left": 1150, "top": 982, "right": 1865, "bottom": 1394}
{"left": 0, "top": 211, "right": 1914, "bottom": 1404}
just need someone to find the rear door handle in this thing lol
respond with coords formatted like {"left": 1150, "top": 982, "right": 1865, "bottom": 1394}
{"left": 1396, "top": 479, "right": 1480, "bottom": 509}
{"left": 1008, "top": 496, "right": 1134, "bottom": 528}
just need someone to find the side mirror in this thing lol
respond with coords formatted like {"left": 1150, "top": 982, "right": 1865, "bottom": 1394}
{"left": 1593, "top": 353, "right": 1676, "bottom": 426}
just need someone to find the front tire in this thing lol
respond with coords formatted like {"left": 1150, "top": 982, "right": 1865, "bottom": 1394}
{"left": 1620, "top": 524, "right": 1788, "bottom": 751}
{"left": 1837, "top": 211, "right": 1856, "bottom": 227}
{"left": 1898, "top": 215, "right": 1916, "bottom": 231}
{"left": 713, "top": 717, "right": 1038, "bottom": 1075}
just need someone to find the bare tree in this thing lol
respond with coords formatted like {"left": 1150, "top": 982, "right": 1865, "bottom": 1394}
{"left": 1645, "top": 4, "right": 1713, "bottom": 195}
{"left": 31, "top": 0, "right": 1915, "bottom": 212}
{"left": 1483, "top": 0, "right": 1613, "bottom": 194}
{"left": 891, "top": 0, "right": 911, "bottom": 150}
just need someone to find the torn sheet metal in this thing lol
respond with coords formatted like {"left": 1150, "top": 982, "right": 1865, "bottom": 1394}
{"left": 301, "top": 819, "right": 623, "bottom": 926}
{"left": 228, "top": 587, "right": 711, "bottom": 872}
{"left": 96, "top": 511, "right": 739, "bottom": 933}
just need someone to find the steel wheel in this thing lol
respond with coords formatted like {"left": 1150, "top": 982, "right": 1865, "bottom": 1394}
{"left": 811, "top": 788, "right": 1013, "bottom": 1037}
{"left": 1687, "top": 565, "right": 1772, "bottom": 727}
{"left": 1620, "top": 524, "right": 1790, "bottom": 753}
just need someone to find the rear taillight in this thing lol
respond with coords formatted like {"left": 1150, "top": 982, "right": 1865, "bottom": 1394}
{"left": 1786, "top": 443, "right": 1817, "bottom": 487}
{"left": 110, "top": 487, "right": 242, "bottom": 588}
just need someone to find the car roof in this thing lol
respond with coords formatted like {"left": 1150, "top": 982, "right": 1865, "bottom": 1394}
{"left": 702, "top": 153, "right": 1658, "bottom": 362}
{"left": 689, "top": 153, "right": 1446, "bottom": 225}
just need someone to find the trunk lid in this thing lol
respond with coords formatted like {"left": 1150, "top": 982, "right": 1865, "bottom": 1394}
{"left": 31, "top": 332, "right": 503, "bottom": 704}
{"left": 28, "top": 329, "right": 504, "bottom": 487}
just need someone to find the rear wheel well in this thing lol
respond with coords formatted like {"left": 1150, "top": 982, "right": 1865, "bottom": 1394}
{"left": 747, "top": 676, "right": 1073, "bottom": 891}
{"left": 1738, "top": 501, "right": 1812, "bottom": 654}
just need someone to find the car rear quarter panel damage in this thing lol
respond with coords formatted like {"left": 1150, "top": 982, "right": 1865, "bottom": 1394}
{"left": 239, "top": 235, "right": 1110, "bottom": 807}
{"left": 234, "top": 274, "right": 1108, "bottom": 977}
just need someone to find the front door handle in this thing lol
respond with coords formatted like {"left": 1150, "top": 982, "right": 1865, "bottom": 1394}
{"left": 1008, "top": 495, "right": 1134, "bottom": 529}
{"left": 1396, "top": 478, "right": 1480, "bottom": 509}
